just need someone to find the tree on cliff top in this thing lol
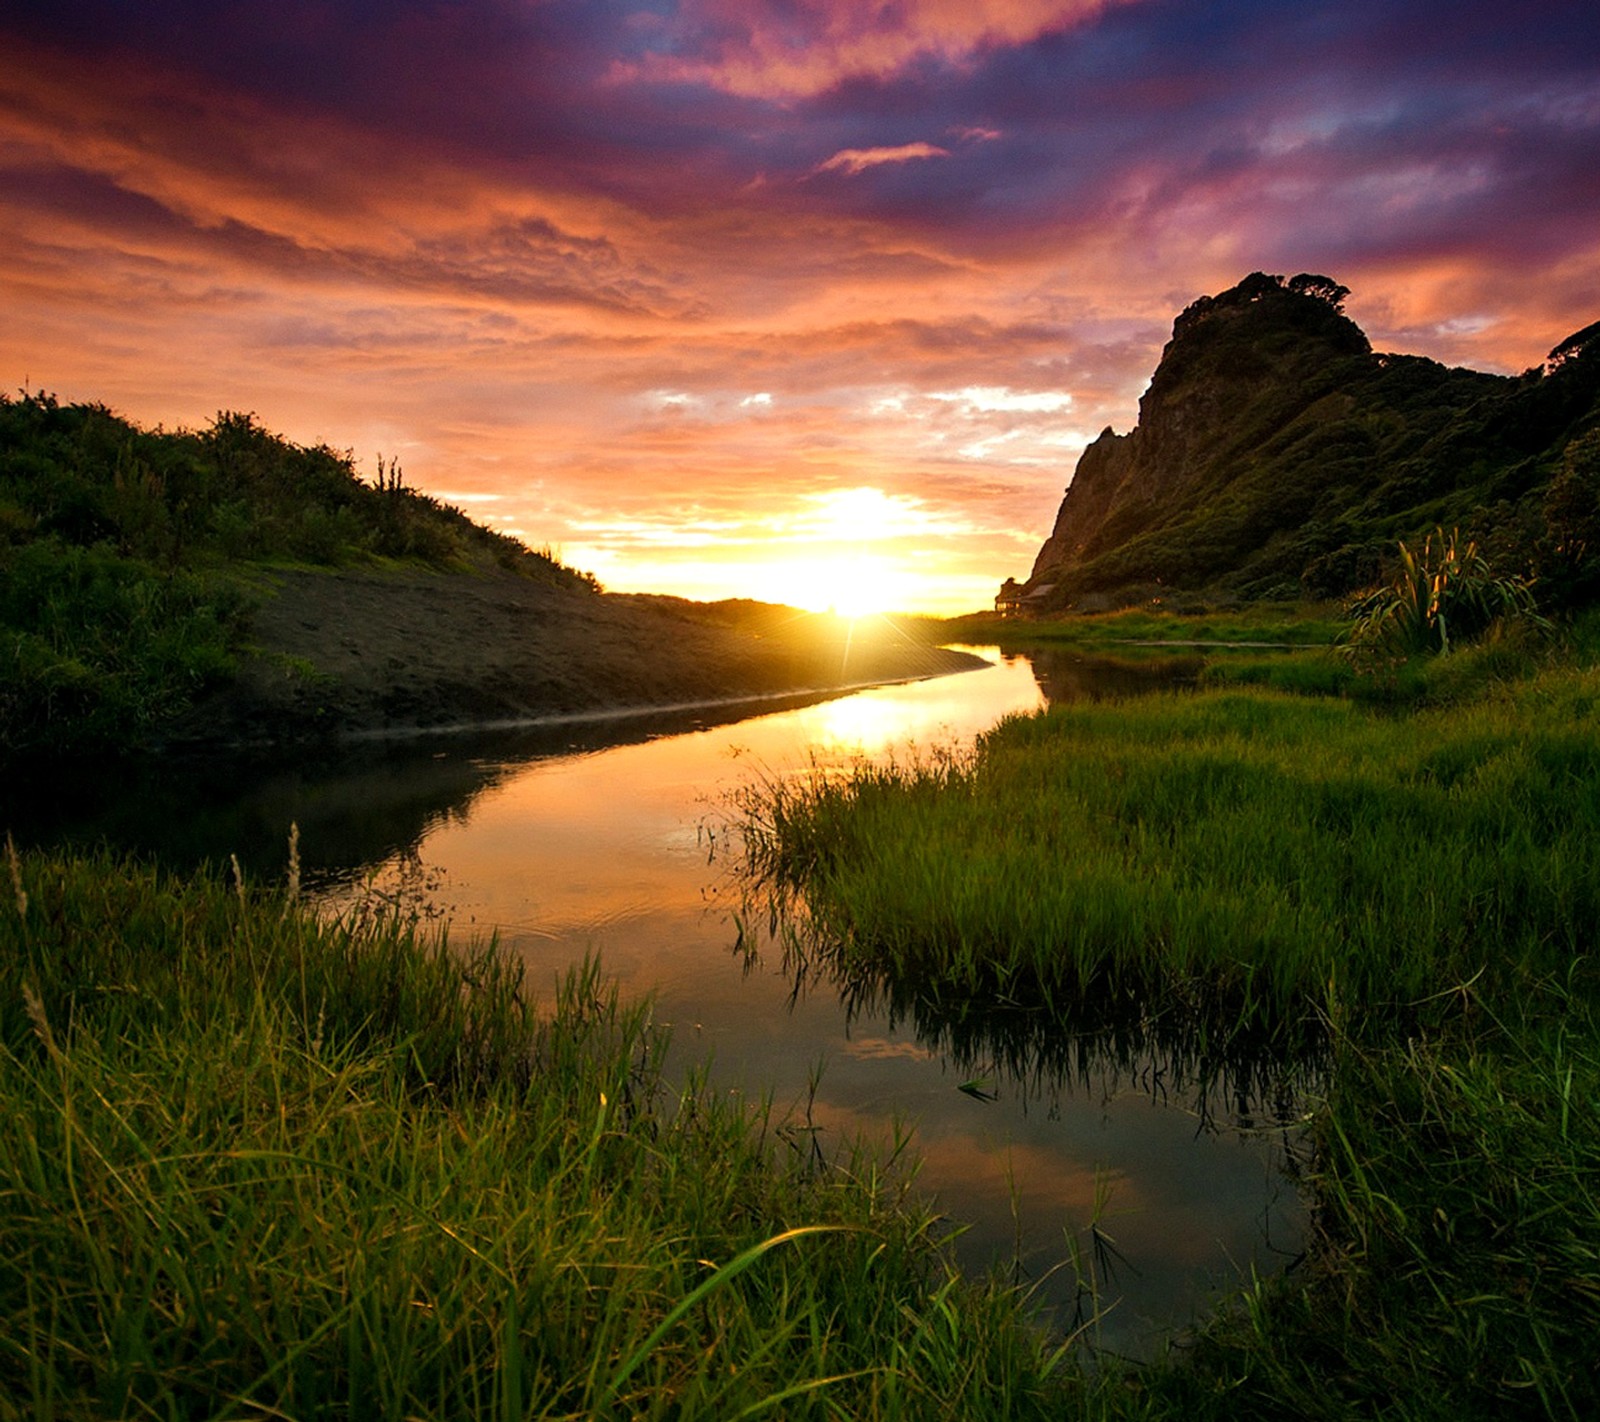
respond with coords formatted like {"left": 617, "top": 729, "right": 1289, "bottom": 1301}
{"left": 1171, "top": 271, "right": 1352, "bottom": 340}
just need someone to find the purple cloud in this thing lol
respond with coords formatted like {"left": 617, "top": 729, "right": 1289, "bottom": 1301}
{"left": 2, "top": 0, "right": 1597, "bottom": 608}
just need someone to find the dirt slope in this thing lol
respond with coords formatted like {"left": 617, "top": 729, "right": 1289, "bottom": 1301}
{"left": 170, "top": 567, "right": 980, "bottom": 748}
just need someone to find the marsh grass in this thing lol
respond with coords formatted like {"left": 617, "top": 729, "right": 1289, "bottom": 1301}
{"left": 0, "top": 849, "right": 1086, "bottom": 1420}
{"left": 748, "top": 892, "right": 1316, "bottom": 1135}
{"left": 734, "top": 649, "right": 1600, "bottom": 1417}
{"left": 1162, "top": 983, "right": 1600, "bottom": 1420}
{"left": 950, "top": 606, "right": 1346, "bottom": 651}
{"left": 738, "top": 667, "right": 1600, "bottom": 1040}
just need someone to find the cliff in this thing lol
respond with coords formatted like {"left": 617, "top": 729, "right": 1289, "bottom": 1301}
{"left": 1020, "top": 273, "right": 1600, "bottom": 607}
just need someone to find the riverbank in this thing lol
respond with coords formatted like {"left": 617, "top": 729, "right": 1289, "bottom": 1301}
{"left": 0, "top": 847, "right": 1081, "bottom": 1420}
{"left": 739, "top": 622, "right": 1600, "bottom": 1417}
{"left": 11, "top": 612, "right": 1597, "bottom": 1415}
{"left": 0, "top": 395, "right": 981, "bottom": 764}
{"left": 164, "top": 567, "right": 984, "bottom": 751}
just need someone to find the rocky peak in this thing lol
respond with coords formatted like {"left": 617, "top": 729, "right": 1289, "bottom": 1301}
{"left": 1030, "top": 272, "right": 1372, "bottom": 583}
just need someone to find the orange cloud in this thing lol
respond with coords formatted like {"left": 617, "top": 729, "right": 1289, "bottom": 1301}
{"left": 5, "top": 5, "right": 1595, "bottom": 618}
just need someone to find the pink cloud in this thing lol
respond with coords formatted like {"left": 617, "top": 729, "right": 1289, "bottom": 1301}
{"left": 611, "top": 0, "right": 1126, "bottom": 100}
{"left": 814, "top": 142, "right": 953, "bottom": 176}
{"left": 3, "top": 2, "right": 1597, "bottom": 612}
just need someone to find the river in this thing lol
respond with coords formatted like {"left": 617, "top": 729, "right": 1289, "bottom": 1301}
{"left": 23, "top": 644, "right": 1308, "bottom": 1358}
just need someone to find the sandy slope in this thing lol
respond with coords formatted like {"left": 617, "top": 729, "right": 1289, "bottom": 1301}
{"left": 170, "top": 567, "right": 981, "bottom": 748}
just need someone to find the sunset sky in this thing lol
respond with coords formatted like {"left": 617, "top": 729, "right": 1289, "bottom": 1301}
{"left": 4, "top": 1, "right": 1599, "bottom": 613}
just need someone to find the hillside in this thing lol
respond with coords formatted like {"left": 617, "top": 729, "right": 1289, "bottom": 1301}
{"left": 1015, "top": 273, "right": 1600, "bottom": 609}
{"left": 0, "top": 393, "right": 975, "bottom": 761}
{"left": 172, "top": 568, "right": 979, "bottom": 752}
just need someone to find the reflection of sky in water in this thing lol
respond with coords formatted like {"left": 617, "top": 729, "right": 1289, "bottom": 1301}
{"left": 320, "top": 653, "right": 1306, "bottom": 1357}
{"left": 393, "top": 657, "right": 1046, "bottom": 943}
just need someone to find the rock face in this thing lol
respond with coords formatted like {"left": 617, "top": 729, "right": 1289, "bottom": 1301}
{"left": 1020, "top": 272, "right": 1600, "bottom": 606}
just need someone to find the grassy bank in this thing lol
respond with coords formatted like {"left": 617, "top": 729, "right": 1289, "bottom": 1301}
{"left": 738, "top": 632, "right": 1600, "bottom": 1417}
{"left": 10, "top": 613, "right": 1597, "bottom": 1418}
{"left": 947, "top": 605, "right": 1348, "bottom": 651}
{"left": 0, "top": 392, "right": 595, "bottom": 761}
{"left": 0, "top": 849, "right": 1084, "bottom": 1421}
{"left": 742, "top": 660, "right": 1600, "bottom": 1037}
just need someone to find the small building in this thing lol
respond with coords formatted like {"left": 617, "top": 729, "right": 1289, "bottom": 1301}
{"left": 995, "top": 579, "right": 1056, "bottom": 616}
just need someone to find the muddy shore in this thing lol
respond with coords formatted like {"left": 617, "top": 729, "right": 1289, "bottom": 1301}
{"left": 167, "top": 567, "right": 983, "bottom": 750}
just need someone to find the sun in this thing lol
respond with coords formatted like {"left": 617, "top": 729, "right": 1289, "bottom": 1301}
{"left": 755, "top": 551, "right": 910, "bottom": 619}
{"left": 827, "top": 566, "right": 899, "bottom": 619}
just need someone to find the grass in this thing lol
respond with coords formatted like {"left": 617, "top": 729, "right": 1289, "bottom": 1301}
{"left": 0, "top": 541, "right": 247, "bottom": 757}
{"left": 735, "top": 630, "right": 1600, "bottom": 1417}
{"left": 11, "top": 612, "right": 1599, "bottom": 1418}
{"left": 739, "top": 661, "right": 1600, "bottom": 1039}
{"left": 0, "top": 846, "right": 1090, "bottom": 1421}
{"left": 0, "top": 392, "right": 599, "bottom": 762}
{"left": 1141, "top": 977, "right": 1600, "bottom": 1420}
{"left": 947, "top": 605, "right": 1348, "bottom": 652}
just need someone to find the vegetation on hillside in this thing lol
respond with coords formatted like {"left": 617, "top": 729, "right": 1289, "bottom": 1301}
{"left": 1024, "top": 273, "right": 1600, "bottom": 609}
{"left": 0, "top": 391, "right": 595, "bottom": 760}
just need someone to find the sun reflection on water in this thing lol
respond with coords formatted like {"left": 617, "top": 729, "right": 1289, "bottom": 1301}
{"left": 286, "top": 651, "right": 1303, "bottom": 1357}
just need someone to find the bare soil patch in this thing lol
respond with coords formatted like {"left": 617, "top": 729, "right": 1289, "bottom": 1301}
{"left": 172, "top": 567, "right": 980, "bottom": 748}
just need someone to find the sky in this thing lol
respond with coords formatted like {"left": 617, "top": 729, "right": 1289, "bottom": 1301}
{"left": 3, "top": 1, "right": 1599, "bottom": 614}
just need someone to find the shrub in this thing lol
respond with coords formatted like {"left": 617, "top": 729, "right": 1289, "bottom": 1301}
{"left": 1344, "top": 527, "right": 1548, "bottom": 658}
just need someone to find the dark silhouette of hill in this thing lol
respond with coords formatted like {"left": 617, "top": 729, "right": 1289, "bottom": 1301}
{"left": 1019, "top": 273, "right": 1600, "bottom": 609}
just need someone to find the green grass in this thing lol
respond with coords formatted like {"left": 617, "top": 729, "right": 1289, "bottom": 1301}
{"left": 1162, "top": 993, "right": 1600, "bottom": 1419}
{"left": 12, "top": 610, "right": 1600, "bottom": 1419}
{"left": 740, "top": 663, "right": 1600, "bottom": 1038}
{"left": 948, "top": 605, "right": 1347, "bottom": 651}
{"left": 0, "top": 541, "right": 247, "bottom": 756}
{"left": 0, "top": 848, "right": 1089, "bottom": 1421}
{"left": 0, "top": 391, "right": 599, "bottom": 762}
{"left": 1344, "top": 528, "right": 1549, "bottom": 659}
{"left": 736, "top": 647, "right": 1600, "bottom": 1417}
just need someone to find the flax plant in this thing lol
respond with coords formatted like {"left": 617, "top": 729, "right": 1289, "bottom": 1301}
{"left": 1344, "top": 527, "right": 1546, "bottom": 658}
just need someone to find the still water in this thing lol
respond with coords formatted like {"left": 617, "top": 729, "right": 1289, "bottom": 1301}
{"left": 28, "top": 646, "right": 1307, "bottom": 1357}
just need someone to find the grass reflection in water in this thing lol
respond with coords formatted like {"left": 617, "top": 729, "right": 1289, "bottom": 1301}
{"left": 733, "top": 864, "right": 1319, "bottom": 1348}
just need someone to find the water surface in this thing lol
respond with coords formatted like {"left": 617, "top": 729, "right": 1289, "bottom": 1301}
{"left": 21, "top": 647, "right": 1307, "bottom": 1356}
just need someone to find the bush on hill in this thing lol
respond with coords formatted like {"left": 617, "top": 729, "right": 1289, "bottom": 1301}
{"left": 0, "top": 392, "right": 594, "bottom": 582}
